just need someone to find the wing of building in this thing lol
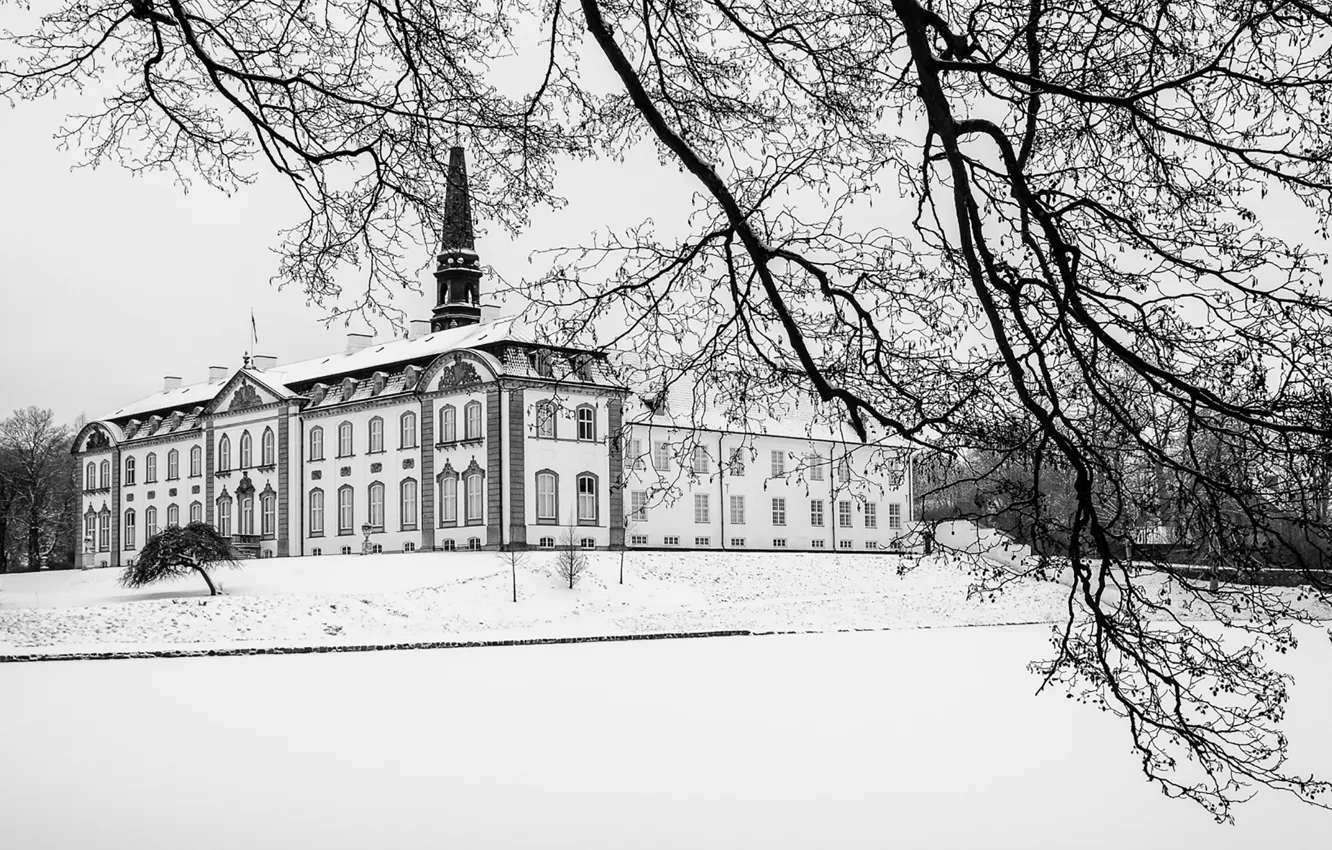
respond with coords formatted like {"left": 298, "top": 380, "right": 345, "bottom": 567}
{"left": 71, "top": 147, "right": 914, "bottom": 567}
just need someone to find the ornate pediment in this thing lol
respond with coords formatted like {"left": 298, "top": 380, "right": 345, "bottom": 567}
{"left": 437, "top": 360, "right": 482, "bottom": 391}
{"left": 228, "top": 383, "right": 263, "bottom": 412}
{"left": 237, "top": 475, "right": 255, "bottom": 496}
{"left": 84, "top": 430, "right": 111, "bottom": 451}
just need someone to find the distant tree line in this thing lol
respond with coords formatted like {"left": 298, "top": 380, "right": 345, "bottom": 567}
{"left": 0, "top": 407, "right": 80, "bottom": 573}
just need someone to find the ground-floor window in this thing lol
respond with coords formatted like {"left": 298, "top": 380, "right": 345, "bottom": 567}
{"left": 442, "top": 539, "right": 457, "bottom": 551}
{"left": 694, "top": 536, "right": 710, "bottom": 547}
{"left": 630, "top": 534, "right": 648, "bottom": 546}
{"left": 370, "top": 543, "right": 383, "bottom": 554}
{"left": 312, "top": 547, "right": 322, "bottom": 556}
{"left": 865, "top": 540, "right": 878, "bottom": 549}
{"left": 580, "top": 537, "right": 595, "bottom": 549}
{"left": 123, "top": 509, "right": 136, "bottom": 550}
{"left": 663, "top": 536, "right": 679, "bottom": 546}
{"left": 341, "top": 546, "right": 352, "bottom": 555}
{"left": 404, "top": 541, "right": 416, "bottom": 552}
{"left": 467, "top": 537, "right": 482, "bottom": 550}
{"left": 812, "top": 539, "right": 825, "bottom": 548}
{"left": 773, "top": 538, "right": 787, "bottom": 547}
{"left": 838, "top": 539, "right": 852, "bottom": 549}
{"left": 539, "top": 537, "right": 555, "bottom": 548}
{"left": 730, "top": 537, "right": 745, "bottom": 548}
{"left": 98, "top": 511, "right": 110, "bottom": 551}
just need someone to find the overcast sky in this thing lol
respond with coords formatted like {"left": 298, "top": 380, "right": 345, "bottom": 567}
{"left": 0, "top": 90, "right": 700, "bottom": 427}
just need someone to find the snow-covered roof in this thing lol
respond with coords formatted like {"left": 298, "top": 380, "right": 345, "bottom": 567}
{"left": 102, "top": 317, "right": 537, "bottom": 421}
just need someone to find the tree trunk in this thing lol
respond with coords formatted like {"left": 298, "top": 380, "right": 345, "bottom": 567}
{"left": 619, "top": 550, "right": 624, "bottom": 585}
{"left": 194, "top": 565, "right": 218, "bottom": 596}
{"left": 512, "top": 562, "right": 517, "bottom": 603}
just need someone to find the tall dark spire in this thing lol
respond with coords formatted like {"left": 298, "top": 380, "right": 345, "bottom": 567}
{"left": 430, "top": 145, "right": 482, "bottom": 331}
{"left": 440, "top": 145, "right": 475, "bottom": 251}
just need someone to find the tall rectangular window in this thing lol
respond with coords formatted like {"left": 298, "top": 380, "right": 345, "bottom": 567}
{"left": 440, "top": 476, "right": 458, "bottom": 525}
{"left": 630, "top": 490, "right": 649, "bottom": 522}
{"left": 889, "top": 503, "right": 902, "bottom": 529}
{"left": 167, "top": 450, "right": 179, "bottom": 480}
{"left": 123, "top": 510, "right": 136, "bottom": 549}
{"left": 189, "top": 502, "right": 202, "bottom": 524}
{"left": 629, "top": 439, "right": 645, "bottom": 469}
{"left": 369, "top": 482, "right": 385, "bottom": 529}
{"left": 309, "top": 490, "right": 325, "bottom": 535}
{"left": 810, "top": 499, "right": 825, "bottom": 527}
{"left": 261, "top": 493, "right": 276, "bottom": 537}
{"left": 465, "top": 402, "right": 482, "bottom": 440}
{"left": 809, "top": 452, "right": 824, "bottom": 481}
{"left": 838, "top": 500, "right": 853, "bottom": 528}
{"left": 838, "top": 455, "right": 851, "bottom": 483}
{"left": 84, "top": 513, "right": 95, "bottom": 546}
{"left": 577, "top": 474, "right": 597, "bottom": 523}
{"left": 536, "top": 402, "right": 555, "bottom": 438}
{"left": 536, "top": 472, "right": 556, "bottom": 521}
{"left": 771, "top": 450, "right": 785, "bottom": 476}
{"left": 338, "top": 487, "right": 354, "bottom": 533}
{"left": 441, "top": 406, "right": 457, "bottom": 442}
{"left": 653, "top": 441, "right": 670, "bottom": 471}
{"left": 694, "top": 493, "right": 710, "bottom": 523}
{"left": 577, "top": 406, "right": 595, "bottom": 440}
{"left": 772, "top": 497, "right": 786, "bottom": 526}
{"left": 98, "top": 512, "right": 110, "bottom": 551}
{"left": 368, "top": 418, "right": 384, "bottom": 453}
{"left": 729, "top": 495, "right": 746, "bottom": 524}
{"left": 401, "top": 480, "right": 418, "bottom": 530}
{"left": 309, "top": 428, "right": 323, "bottom": 461}
{"left": 465, "top": 474, "right": 483, "bottom": 523}
{"left": 400, "top": 412, "right": 417, "bottom": 449}
{"left": 865, "top": 503, "right": 878, "bottom": 529}
{"left": 338, "top": 423, "right": 353, "bottom": 457}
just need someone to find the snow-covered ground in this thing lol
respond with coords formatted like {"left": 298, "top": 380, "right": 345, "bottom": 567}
{"left": 2, "top": 627, "right": 1328, "bottom": 848}
{"left": 0, "top": 550, "right": 1078, "bottom": 653}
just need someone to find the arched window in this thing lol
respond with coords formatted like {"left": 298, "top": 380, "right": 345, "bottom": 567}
{"left": 84, "top": 510, "right": 96, "bottom": 547}
{"left": 145, "top": 506, "right": 158, "bottom": 540}
{"left": 467, "top": 537, "right": 481, "bottom": 551}
{"left": 261, "top": 491, "right": 276, "bottom": 537}
{"left": 100, "top": 459, "right": 110, "bottom": 489}
{"left": 338, "top": 485, "right": 354, "bottom": 534}
{"left": 85, "top": 462, "right": 95, "bottom": 491}
{"left": 239, "top": 495, "right": 254, "bottom": 535}
{"left": 464, "top": 401, "right": 482, "bottom": 440}
{"left": 190, "top": 445, "right": 202, "bottom": 477}
{"left": 576, "top": 473, "right": 598, "bottom": 524}
{"left": 189, "top": 501, "right": 202, "bottom": 524}
{"left": 124, "top": 508, "right": 136, "bottom": 550}
{"left": 309, "top": 489, "right": 325, "bottom": 535}
{"left": 368, "top": 481, "right": 385, "bottom": 529}
{"left": 216, "top": 494, "right": 233, "bottom": 536}
{"left": 438, "top": 472, "right": 458, "bottom": 526}
{"left": 98, "top": 509, "right": 111, "bottom": 551}
{"left": 145, "top": 452, "right": 158, "bottom": 483}
{"left": 124, "top": 456, "right": 136, "bottom": 485}
{"left": 576, "top": 405, "right": 596, "bottom": 441}
{"left": 167, "top": 503, "right": 180, "bottom": 528}
{"left": 218, "top": 435, "right": 232, "bottom": 471}
{"left": 400, "top": 411, "right": 417, "bottom": 449}
{"left": 439, "top": 405, "right": 456, "bottom": 443}
{"left": 239, "top": 431, "right": 253, "bottom": 468}
{"left": 338, "top": 422, "right": 353, "bottom": 457}
{"left": 368, "top": 416, "right": 384, "bottom": 453}
{"left": 309, "top": 426, "right": 324, "bottom": 461}
{"left": 262, "top": 427, "right": 275, "bottom": 466}
{"left": 167, "top": 449, "right": 179, "bottom": 480}
{"left": 535, "top": 470, "right": 558, "bottom": 523}
{"left": 400, "top": 479, "right": 418, "bottom": 530}
{"left": 441, "top": 539, "right": 457, "bottom": 552}
{"left": 535, "top": 401, "right": 556, "bottom": 438}
{"left": 464, "top": 472, "right": 483, "bottom": 524}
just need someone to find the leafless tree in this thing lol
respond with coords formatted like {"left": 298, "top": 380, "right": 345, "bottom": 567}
{"left": 0, "top": 407, "right": 74, "bottom": 571}
{"left": 555, "top": 526, "right": 587, "bottom": 590}
{"left": 497, "top": 545, "right": 528, "bottom": 602}
{"left": 6, "top": 0, "right": 1332, "bottom": 819}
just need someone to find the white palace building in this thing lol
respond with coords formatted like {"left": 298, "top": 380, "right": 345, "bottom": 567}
{"left": 72, "top": 147, "right": 914, "bottom": 567}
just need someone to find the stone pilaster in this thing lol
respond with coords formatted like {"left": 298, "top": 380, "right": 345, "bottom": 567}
{"left": 608, "top": 397, "right": 624, "bottom": 547}
{"left": 507, "top": 389, "right": 527, "bottom": 547}
{"left": 486, "top": 386, "right": 502, "bottom": 547}
{"left": 420, "top": 398, "right": 435, "bottom": 550}
{"left": 277, "top": 407, "right": 290, "bottom": 556}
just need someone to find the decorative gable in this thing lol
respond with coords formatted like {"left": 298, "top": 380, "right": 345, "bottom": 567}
{"left": 206, "top": 371, "right": 290, "bottom": 416}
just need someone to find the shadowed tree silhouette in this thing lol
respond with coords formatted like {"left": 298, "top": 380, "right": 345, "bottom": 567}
{"left": 121, "top": 521, "right": 239, "bottom": 597}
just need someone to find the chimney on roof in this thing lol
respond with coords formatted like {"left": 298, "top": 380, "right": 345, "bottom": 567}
{"left": 163, "top": 376, "right": 183, "bottom": 392}
{"left": 252, "top": 354, "right": 277, "bottom": 371}
{"left": 406, "top": 319, "right": 432, "bottom": 340}
{"left": 347, "top": 333, "right": 374, "bottom": 354}
{"left": 480, "top": 303, "right": 502, "bottom": 324}
{"left": 208, "top": 366, "right": 228, "bottom": 384}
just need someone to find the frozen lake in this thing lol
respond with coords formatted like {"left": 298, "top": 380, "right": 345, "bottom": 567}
{"left": 2, "top": 626, "right": 1328, "bottom": 847}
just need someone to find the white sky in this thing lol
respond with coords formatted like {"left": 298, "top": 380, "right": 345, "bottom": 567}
{"left": 0, "top": 91, "right": 698, "bottom": 426}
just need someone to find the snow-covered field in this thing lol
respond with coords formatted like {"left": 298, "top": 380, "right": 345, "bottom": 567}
{"left": 2, "top": 627, "right": 1328, "bottom": 848}
{"left": 0, "top": 549, "right": 1077, "bottom": 653}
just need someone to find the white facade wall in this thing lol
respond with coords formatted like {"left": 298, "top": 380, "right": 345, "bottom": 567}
{"left": 211, "top": 409, "right": 284, "bottom": 556}
{"left": 518, "top": 387, "right": 614, "bottom": 549}
{"left": 622, "top": 425, "right": 912, "bottom": 552}
{"left": 429, "top": 386, "right": 488, "bottom": 552}
{"left": 111, "top": 434, "right": 207, "bottom": 564}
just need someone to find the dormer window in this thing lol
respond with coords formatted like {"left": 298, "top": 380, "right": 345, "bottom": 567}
{"left": 341, "top": 377, "right": 356, "bottom": 399}
{"left": 310, "top": 384, "right": 327, "bottom": 405}
{"left": 371, "top": 371, "right": 387, "bottom": 396}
